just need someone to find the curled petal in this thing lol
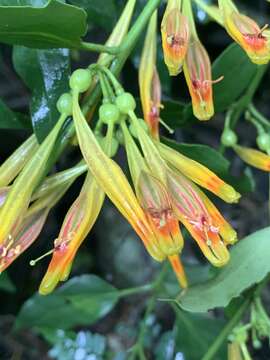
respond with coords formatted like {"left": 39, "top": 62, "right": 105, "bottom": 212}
{"left": 161, "top": 6, "right": 190, "bottom": 76}
{"left": 39, "top": 173, "right": 105, "bottom": 295}
{"left": 233, "top": 145, "right": 270, "bottom": 171}
{"left": 158, "top": 142, "right": 240, "bottom": 203}
{"left": 219, "top": 0, "right": 270, "bottom": 65}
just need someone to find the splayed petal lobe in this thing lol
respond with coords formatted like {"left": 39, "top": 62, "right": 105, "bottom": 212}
{"left": 166, "top": 169, "right": 230, "bottom": 267}
{"left": 137, "top": 171, "right": 183, "bottom": 257}
{"left": 183, "top": 39, "right": 216, "bottom": 120}
{"left": 161, "top": 8, "right": 190, "bottom": 76}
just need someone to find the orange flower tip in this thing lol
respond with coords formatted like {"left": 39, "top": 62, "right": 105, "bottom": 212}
{"left": 223, "top": 229, "right": 238, "bottom": 245}
{"left": 219, "top": 184, "right": 241, "bottom": 203}
{"left": 168, "top": 254, "right": 188, "bottom": 289}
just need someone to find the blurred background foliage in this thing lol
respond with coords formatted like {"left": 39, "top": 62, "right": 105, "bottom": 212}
{"left": 1, "top": 0, "right": 270, "bottom": 359}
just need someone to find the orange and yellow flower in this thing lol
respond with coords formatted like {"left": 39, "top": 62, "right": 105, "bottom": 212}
{"left": 161, "top": 0, "right": 190, "bottom": 76}
{"left": 219, "top": 0, "right": 270, "bottom": 65}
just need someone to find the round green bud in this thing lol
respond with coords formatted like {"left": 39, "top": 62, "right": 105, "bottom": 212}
{"left": 256, "top": 133, "right": 270, "bottom": 151}
{"left": 56, "top": 93, "right": 73, "bottom": 115}
{"left": 99, "top": 103, "right": 120, "bottom": 125}
{"left": 116, "top": 92, "right": 136, "bottom": 114}
{"left": 221, "top": 129, "right": 238, "bottom": 147}
{"left": 69, "top": 68, "right": 92, "bottom": 93}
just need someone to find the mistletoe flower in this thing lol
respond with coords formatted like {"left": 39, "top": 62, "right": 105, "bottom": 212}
{"left": 161, "top": 0, "right": 190, "bottom": 76}
{"left": 183, "top": 39, "right": 223, "bottom": 121}
{"left": 233, "top": 145, "right": 270, "bottom": 171}
{"left": 71, "top": 78, "right": 165, "bottom": 263}
{"left": 139, "top": 11, "right": 162, "bottom": 139}
{"left": 167, "top": 169, "right": 230, "bottom": 266}
{"left": 219, "top": 0, "right": 270, "bottom": 65}
{"left": 39, "top": 173, "right": 105, "bottom": 295}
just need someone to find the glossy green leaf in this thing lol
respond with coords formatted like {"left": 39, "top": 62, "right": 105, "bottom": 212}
{"left": 178, "top": 227, "right": 270, "bottom": 312}
{"left": 162, "top": 138, "right": 254, "bottom": 193}
{"left": 212, "top": 43, "right": 258, "bottom": 112}
{"left": 0, "top": 0, "right": 87, "bottom": 48}
{"left": 0, "top": 98, "right": 31, "bottom": 129}
{"left": 15, "top": 275, "right": 119, "bottom": 330}
{"left": 0, "top": 272, "right": 16, "bottom": 293}
{"left": 175, "top": 310, "right": 226, "bottom": 360}
{"left": 69, "top": 0, "right": 117, "bottom": 31}
{"left": 161, "top": 100, "right": 193, "bottom": 129}
{"left": 13, "top": 46, "right": 70, "bottom": 142}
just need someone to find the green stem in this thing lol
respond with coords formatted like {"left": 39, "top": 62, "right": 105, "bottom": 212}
{"left": 79, "top": 41, "right": 120, "bottom": 55}
{"left": 118, "top": 283, "right": 154, "bottom": 298}
{"left": 201, "top": 298, "right": 251, "bottom": 360}
{"left": 248, "top": 103, "right": 270, "bottom": 128}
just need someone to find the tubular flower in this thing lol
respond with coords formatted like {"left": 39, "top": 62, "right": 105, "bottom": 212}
{"left": 166, "top": 169, "right": 230, "bottom": 267}
{"left": 233, "top": 145, "right": 270, "bottom": 171}
{"left": 39, "top": 173, "right": 105, "bottom": 295}
{"left": 161, "top": 0, "right": 190, "bottom": 76}
{"left": 0, "top": 134, "right": 38, "bottom": 187}
{"left": 72, "top": 92, "right": 165, "bottom": 262}
{"left": 0, "top": 186, "right": 68, "bottom": 273}
{"left": 157, "top": 142, "right": 241, "bottom": 203}
{"left": 121, "top": 121, "right": 186, "bottom": 287}
{"left": 0, "top": 114, "right": 67, "bottom": 246}
{"left": 218, "top": 0, "right": 270, "bottom": 65}
{"left": 139, "top": 11, "right": 162, "bottom": 139}
{"left": 183, "top": 38, "right": 218, "bottom": 121}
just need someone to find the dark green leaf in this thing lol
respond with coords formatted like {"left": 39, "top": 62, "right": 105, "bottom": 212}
{"left": 162, "top": 138, "right": 253, "bottom": 193}
{"left": 212, "top": 43, "right": 258, "bottom": 112}
{"left": 178, "top": 227, "right": 270, "bottom": 312}
{"left": 175, "top": 310, "right": 226, "bottom": 360}
{"left": 0, "top": 272, "right": 16, "bottom": 293}
{"left": 0, "top": 98, "right": 31, "bottom": 129}
{"left": 161, "top": 101, "right": 193, "bottom": 129}
{"left": 0, "top": 0, "right": 87, "bottom": 48}
{"left": 69, "top": 0, "right": 117, "bottom": 31}
{"left": 13, "top": 46, "right": 70, "bottom": 142}
{"left": 15, "top": 275, "right": 119, "bottom": 330}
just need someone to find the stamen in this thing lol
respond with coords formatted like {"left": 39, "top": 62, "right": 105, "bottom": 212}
{"left": 258, "top": 24, "right": 268, "bottom": 36}
{"left": 159, "top": 117, "right": 174, "bottom": 134}
{"left": 29, "top": 249, "right": 54, "bottom": 266}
